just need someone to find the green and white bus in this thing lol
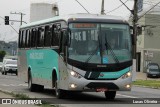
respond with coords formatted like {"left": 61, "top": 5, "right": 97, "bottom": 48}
{"left": 18, "top": 14, "right": 132, "bottom": 100}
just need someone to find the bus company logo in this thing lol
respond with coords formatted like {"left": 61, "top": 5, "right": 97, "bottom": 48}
{"left": 30, "top": 53, "right": 44, "bottom": 59}
{"left": 99, "top": 73, "right": 104, "bottom": 77}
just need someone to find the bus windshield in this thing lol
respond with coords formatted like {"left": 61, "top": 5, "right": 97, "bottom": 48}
{"left": 68, "top": 23, "right": 132, "bottom": 64}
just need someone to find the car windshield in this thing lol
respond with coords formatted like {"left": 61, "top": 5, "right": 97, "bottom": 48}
{"left": 68, "top": 23, "right": 132, "bottom": 64}
{"left": 149, "top": 65, "right": 159, "bottom": 70}
{"left": 6, "top": 60, "right": 17, "bottom": 64}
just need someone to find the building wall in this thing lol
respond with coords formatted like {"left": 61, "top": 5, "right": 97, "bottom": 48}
{"left": 144, "top": 14, "right": 160, "bottom": 49}
{"left": 137, "top": 16, "right": 145, "bottom": 49}
{"left": 137, "top": 14, "right": 160, "bottom": 72}
{"left": 30, "top": 3, "right": 58, "bottom": 22}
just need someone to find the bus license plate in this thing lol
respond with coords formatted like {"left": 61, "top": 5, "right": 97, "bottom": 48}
{"left": 96, "top": 88, "right": 108, "bottom": 92}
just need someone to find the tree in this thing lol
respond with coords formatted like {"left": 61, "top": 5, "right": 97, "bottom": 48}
{"left": 0, "top": 51, "right": 6, "bottom": 61}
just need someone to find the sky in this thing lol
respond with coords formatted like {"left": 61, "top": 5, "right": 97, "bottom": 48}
{"left": 0, "top": 0, "right": 159, "bottom": 42}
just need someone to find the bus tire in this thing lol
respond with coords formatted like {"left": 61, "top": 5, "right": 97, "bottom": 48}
{"left": 15, "top": 71, "right": 18, "bottom": 76}
{"left": 37, "top": 85, "right": 44, "bottom": 92}
{"left": 2, "top": 72, "right": 4, "bottom": 75}
{"left": 104, "top": 91, "right": 116, "bottom": 100}
{"left": 28, "top": 73, "right": 37, "bottom": 92}
{"left": 55, "top": 80, "right": 65, "bottom": 99}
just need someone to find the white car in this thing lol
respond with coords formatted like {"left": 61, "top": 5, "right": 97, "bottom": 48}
{"left": 2, "top": 59, "right": 17, "bottom": 75}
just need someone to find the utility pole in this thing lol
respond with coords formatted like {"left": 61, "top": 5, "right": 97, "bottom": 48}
{"left": 101, "top": 0, "right": 105, "bottom": 15}
{"left": 10, "top": 12, "right": 26, "bottom": 25}
{"left": 132, "top": 0, "right": 138, "bottom": 80}
{"left": 133, "top": 0, "right": 138, "bottom": 59}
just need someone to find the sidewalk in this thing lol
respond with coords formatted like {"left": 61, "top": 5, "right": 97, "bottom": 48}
{"left": 136, "top": 72, "right": 160, "bottom": 80}
{"left": 0, "top": 91, "right": 39, "bottom": 107}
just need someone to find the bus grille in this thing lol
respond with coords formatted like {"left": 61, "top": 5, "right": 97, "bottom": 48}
{"left": 86, "top": 82, "right": 119, "bottom": 90}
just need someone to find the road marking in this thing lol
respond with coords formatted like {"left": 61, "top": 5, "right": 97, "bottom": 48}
{"left": 0, "top": 84, "right": 27, "bottom": 87}
{"left": 18, "top": 84, "right": 28, "bottom": 86}
{"left": 117, "top": 94, "right": 138, "bottom": 98}
{"left": 1, "top": 84, "right": 10, "bottom": 86}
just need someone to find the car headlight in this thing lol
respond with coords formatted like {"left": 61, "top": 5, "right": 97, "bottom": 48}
{"left": 121, "top": 71, "right": 132, "bottom": 79}
{"left": 70, "top": 70, "right": 82, "bottom": 79}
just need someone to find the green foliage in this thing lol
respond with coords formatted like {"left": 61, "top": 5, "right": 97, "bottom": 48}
{"left": 0, "top": 50, "right": 6, "bottom": 61}
{"left": 133, "top": 80, "right": 160, "bottom": 89}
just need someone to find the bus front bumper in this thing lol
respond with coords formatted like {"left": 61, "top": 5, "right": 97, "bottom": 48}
{"left": 67, "top": 74, "right": 132, "bottom": 92}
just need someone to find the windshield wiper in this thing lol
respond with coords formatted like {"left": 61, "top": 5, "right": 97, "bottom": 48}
{"left": 85, "top": 44, "right": 99, "bottom": 63}
{"left": 85, "top": 35, "right": 101, "bottom": 63}
{"left": 105, "top": 34, "right": 119, "bottom": 63}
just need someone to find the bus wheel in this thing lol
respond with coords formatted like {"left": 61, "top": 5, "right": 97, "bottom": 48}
{"left": 15, "top": 71, "right": 18, "bottom": 76}
{"left": 55, "top": 80, "right": 64, "bottom": 99}
{"left": 28, "top": 75, "right": 36, "bottom": 92}
{"left": 2, "top": 72, "right": 4, "bottom": 75}
{"left": 104, "top": 91, "right": 116, "bottom": 100}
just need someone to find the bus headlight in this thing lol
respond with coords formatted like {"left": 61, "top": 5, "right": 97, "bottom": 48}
{"left": 70, "top": 70, "right": 81, "bottom": 79}
{"left": 70, "top": 83, "right": 77, "bottom": 88}
{"left": 125, "top": 84, "right": 131, "bottom": 89}
{"left": 121, "top": 71, "right": 132, "bottom": 79}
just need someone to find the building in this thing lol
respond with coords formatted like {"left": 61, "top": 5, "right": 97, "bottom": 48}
{"left": 132, "top": 1, "right": 160, "bottom": 72}
{"left": 30, "top": 2, "right": 59, "bottom": 22}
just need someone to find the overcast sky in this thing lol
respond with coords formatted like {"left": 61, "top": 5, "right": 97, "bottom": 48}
{"left": 0, "top": 0, "right": 158, "bottom": 42}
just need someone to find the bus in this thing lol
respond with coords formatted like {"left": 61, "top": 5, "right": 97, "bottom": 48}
{"left": 18, "top": 14, "right": 132, "bottom": 100}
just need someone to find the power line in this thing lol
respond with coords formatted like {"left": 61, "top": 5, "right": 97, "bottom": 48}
{"left": 75, "top": 0, "right": 90, "bottom": 13}
{"left": 106, "top": 0, "right": 129, "bottom": 14}
{"left": 119, "top": 0, "right": 133, "bottom": 14}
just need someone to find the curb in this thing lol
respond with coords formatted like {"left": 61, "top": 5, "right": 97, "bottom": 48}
{"left": 133, "top": 85, "right": 160, "bottom": 90}
{"left": 0, "top": 88, "right": 13, "bottom": 94}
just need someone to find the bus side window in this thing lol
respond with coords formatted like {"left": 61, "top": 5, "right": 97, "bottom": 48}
{"left": 40, "top": 27, "right": 44, "bottom": 47}
{"left": 18, "top": 30, "right": 22, "bottom": 48}
{"left": 37, "top": 28, "right": 41, "bottom": 47}
{"left": 31, "top": 28, "right": 37, "bottom": 48}
{"left": 25, "top": 30, "right": 30, "bottom": 48}
{"left": 44, "top": 26, "right": 52, "bottom": 47}
{"left": 28, "top": 30, "right": 31, "bottom": 48}
{"left": 22, "top": 30, "right": 26, "bottom": 48}
{"left": 51, "top": 24, "right": 59, "bottom": 46}
{"left": 25, "top": 30, "right": 28, "bottom": 48}
{"left": 37, "top": 27, "right": 44, "bottom": 47}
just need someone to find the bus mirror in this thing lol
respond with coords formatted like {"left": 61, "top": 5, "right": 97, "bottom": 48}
{"left": 67, "top": 28, "right": 71, "bottom": 46}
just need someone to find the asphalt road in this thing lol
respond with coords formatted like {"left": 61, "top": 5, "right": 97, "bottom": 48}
{"left": 0, "top": 73, "right": 160, "bottom": 107}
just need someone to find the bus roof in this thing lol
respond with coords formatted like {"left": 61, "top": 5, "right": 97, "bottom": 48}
{"left": 20, "top": 13, "right": 128, "bottom": 29}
